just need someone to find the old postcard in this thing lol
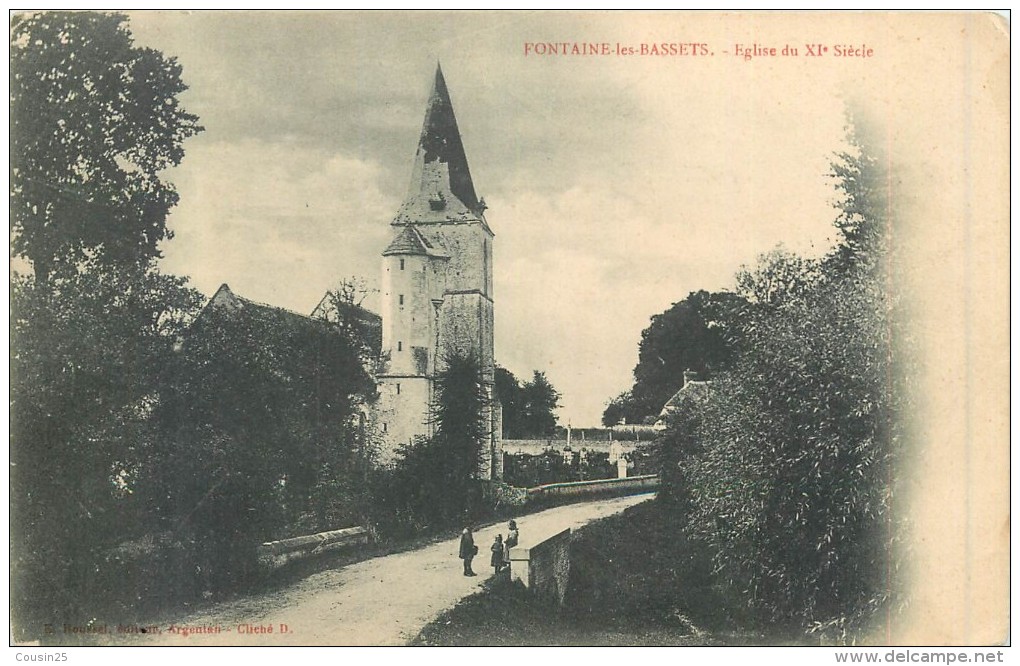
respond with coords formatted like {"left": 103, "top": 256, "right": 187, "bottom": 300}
{"left": 8, "top": 10, "right": 1009, "bottom": 650}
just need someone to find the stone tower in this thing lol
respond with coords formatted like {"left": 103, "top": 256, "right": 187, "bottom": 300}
{"left": 374, "top": 65, "right": 501, "bottom": 478}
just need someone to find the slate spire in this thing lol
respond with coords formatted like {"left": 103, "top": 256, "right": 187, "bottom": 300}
{"left": 395, "top": 63, "right": 484, "bottom": 223}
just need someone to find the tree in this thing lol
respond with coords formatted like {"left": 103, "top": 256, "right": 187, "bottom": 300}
{"left": 375, "top": 354, "right": 490, "bottom": 535}
{"left": 655, "top": 116, "right": 903, "bottom": 640}
{"left": 494, "top": 367, "right": 561, "bottom": 438}
{"left": 9, "top": 12, "right": 204, "bottom": 636}
{"left": 314, "top": 277, "right": 381, "bottom": 365}
{"left": 604, "top": 290, "right": 741, "bottom": 424}
{"left": 10, "top": 11, "right": 202, "bottom": 282}
{"left": 10, "top": 264, "right": 203, "bottom": 636}
{"left": 520, "top": 371, "right": 561, "bottom": 436}
{"left": 143, "top": 297, "right": 377, "bottom": 590}
{"left": 602, "top": 390, "right": 645, "bottom": 427}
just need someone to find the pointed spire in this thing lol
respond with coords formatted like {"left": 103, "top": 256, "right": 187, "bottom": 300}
{"left": 394, "top": 64, "right": 484, "bottom": 224}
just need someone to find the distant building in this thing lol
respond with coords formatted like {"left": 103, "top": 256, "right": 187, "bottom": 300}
{"left": 654, "top": 369, "right": 711, "bottom": 428}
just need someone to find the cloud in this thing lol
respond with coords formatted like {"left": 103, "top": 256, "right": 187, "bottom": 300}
{"left": 160, "top": 137, "right": 397, "bottom": 312}
{"left": 136, "top": 12, "right": 859, "bottom": 425}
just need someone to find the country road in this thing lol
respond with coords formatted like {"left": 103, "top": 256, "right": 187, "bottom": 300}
{"left": 96, "top": 493, "right": 653, "bottom": 646}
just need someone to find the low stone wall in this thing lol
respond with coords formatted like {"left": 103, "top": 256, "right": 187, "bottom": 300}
{"left": 508, "top": 527, "right": 571, "bottom": 605}
{"left": 257, "top": 526, "right": 370, "bottom": 569}
{"left": 526, "top": 474, "right": 660, "bottom": 501}
{"left": 491, "top": 475, "right": 659, "bottom": 509}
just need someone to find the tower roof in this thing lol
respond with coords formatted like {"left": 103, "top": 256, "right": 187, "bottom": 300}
{"left": 383, "top": 224, "right": 449, "bottom": 258}
{"left": 394, "top": 64, "right": 488, "bottom": 227}
{"left": 383, "top": 225, "right": 429, "bottom": 256}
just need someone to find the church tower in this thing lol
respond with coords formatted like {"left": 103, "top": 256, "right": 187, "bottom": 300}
{"left": 375, "top": 65, "right": 501, "bottom": 478}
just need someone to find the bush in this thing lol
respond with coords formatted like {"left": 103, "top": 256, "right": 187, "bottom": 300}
{"left": 653, "top": 119, "right": 907, "bottom": 640}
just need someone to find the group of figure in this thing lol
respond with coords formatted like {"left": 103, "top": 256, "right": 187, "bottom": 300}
{"left": 458, "top": 520, "right": 519, "bottom": 577}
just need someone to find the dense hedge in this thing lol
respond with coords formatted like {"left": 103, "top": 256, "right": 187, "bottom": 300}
{"left": 653, "top": 121, "right": 908, "bottom": 642}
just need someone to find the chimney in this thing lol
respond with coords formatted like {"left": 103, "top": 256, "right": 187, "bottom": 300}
{"left": 683, "top": 369, "right": 698, "bottom": 385}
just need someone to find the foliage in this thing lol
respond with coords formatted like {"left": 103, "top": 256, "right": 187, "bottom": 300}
{"left": 494, "top": 366, "right": 525, "bottom": 438}
{"left": 502, "top": 450, "right": 575, "bottom": 488}
{"left": 502, "top": 450, "right": 615, "bottom": 487}
{"left": 653, "top": 119, "right": 905, "bottom": 639}
{"left": 143, "top": 297, "right": 377, "bottom": 589}
{"left": 10, "top": 11, "right": 202, "bottom": 282}
{"left": 603, "top": 290, "right": 742, "bottom": 425}
{"left": 520, "top": 371, "right": 561, "bottom": 435}
{"left": 314, "top": 277, "right": 381, "bottom": 364}
{"left": 9, "top": 264, "right": 203, "bottom": 636}
{"left": 495, "top": 367, "right": 561, "bottom": 438}
{"left": 374, "top": 354, "right": 490, "bottom": 537}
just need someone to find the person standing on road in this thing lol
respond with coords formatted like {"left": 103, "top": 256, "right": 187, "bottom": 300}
{"left": 459, "top": 526, "right": 477, "bottom": 576}
{"left": 503, "top": 519, "right": 519, "bottom": 569}
{"left": 490, "top": 534, "right": 504, "bottom": 574}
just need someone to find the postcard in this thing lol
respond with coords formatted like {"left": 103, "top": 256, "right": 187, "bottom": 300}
{"left": 9, "top": 10, "right": 1009, "bottom": 649}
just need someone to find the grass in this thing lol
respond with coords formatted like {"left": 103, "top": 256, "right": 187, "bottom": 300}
{"left": 412, "top": 498, "right": 761, "bottom": 646}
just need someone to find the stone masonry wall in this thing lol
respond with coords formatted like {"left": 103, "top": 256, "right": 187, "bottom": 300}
{"left": 509, "top": 527, "right": 571, "bottom": 605}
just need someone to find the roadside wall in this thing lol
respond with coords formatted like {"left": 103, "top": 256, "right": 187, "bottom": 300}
{"left": 509, "top": 527, "right": 571, "bottom": 605}
{"left": 526, "top": 474, "right": 660, "bottom": 501}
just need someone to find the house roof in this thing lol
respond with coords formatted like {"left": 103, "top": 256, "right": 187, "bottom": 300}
{"left": 656, "top": 379, "right": 712, "bottom": 424}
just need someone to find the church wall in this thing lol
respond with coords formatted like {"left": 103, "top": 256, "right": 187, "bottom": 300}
{"left": 374, "top": 376, "right": 431, "bottom": 464}
{"left": 418, "top": 223, "right": 492, "bottom": 297}
{"left": 438, "top": 292, "right": 494, "bottom": 382}
{"left": 381, "top": 253, "right": 434, "bottom": 377}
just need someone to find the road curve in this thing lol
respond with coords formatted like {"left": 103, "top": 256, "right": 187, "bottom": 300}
{"left": 98, "top": 492, "right": 653, "bottom": 646}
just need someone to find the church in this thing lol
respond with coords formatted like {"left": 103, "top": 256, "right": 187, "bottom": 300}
{"left": 372, "top": 64, "right": 502, "bottom": 478}
{"left": 201, "top": 65, "right": 502, "bottom": 479}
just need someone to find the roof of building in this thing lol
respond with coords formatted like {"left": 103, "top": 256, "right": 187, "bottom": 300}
{"left": 393, "top": 64, "right": 490, "bottom": 230}
{"left": 655, "top": 378, "right": 712, "bottom": 425}
{"left": 382, "top": 224, "right": 449, "bottom": 258}
{"left": 660, "top": 381, "right": 710, "bottom": 411}
{"left": 200, "top": 284, "right": 381, "bottom": 355}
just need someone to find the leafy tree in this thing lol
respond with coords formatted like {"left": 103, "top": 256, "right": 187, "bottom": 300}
{"left": 144, "top": 298, "right": 377, "bottom": 590}
{"left": 10, "top": 11, "right": 202, "bottom": 282}
{"left": 655, "top": 117, "right": 904, "bottom": 640}
{"left": 9, "top": 13, "right": 203, "bottom": 635}
{"left": 315, "top": 277, "right": 381, "bottom": 365}
{"left": 375, "top": 354, "right": 490, "bottom": 535}
{"left": 602, "top": 390, "right": 644, "bottom": 427}
{"left": 10, "top": 264, "right": 203, "bottom": 636}
{"left": 604, "top": 290, "right": 741, "bottom": 424}
{"left": 495, "top": 367, "right": 561, "bottom": 438}
{"left": 520, "top": 371, "right": 561, "bottom": 436}
{"left": 494, "top": 366, "right": 526, "bottom": 438}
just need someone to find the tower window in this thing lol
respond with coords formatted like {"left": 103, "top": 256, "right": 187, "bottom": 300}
{"left": 399, "top": 294, "right": 404, "bottom": 305}
{"left": 382, "top": 423, "right": 387, "bottom": 433}
{"left": 400, "top": 259, "right": 405, "bottom": 271}
{"left": 396, "top": 383, "right": 401, "bottom": 395}
{"left": 398, "top": 341, "right": 402, "bottom": 352}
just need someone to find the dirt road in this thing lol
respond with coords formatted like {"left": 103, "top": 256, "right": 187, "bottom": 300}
{"left": 98, "top": 493, "right": 653, "bottom": 646}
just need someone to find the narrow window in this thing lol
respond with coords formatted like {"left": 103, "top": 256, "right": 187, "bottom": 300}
{"left": 396, "top": 383, "right": 401, "bottom": 395}
{"left": 382, "top": 423, "right": 388, "bottom": 433}
{"left": 398, "top": 341, "right": 403, "bottom": 352}
{"left": 400, "top": 258, "right": 405, "bottom": 271}
{"left": 399, "top": 294, "right": 404, "bottom": 305}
